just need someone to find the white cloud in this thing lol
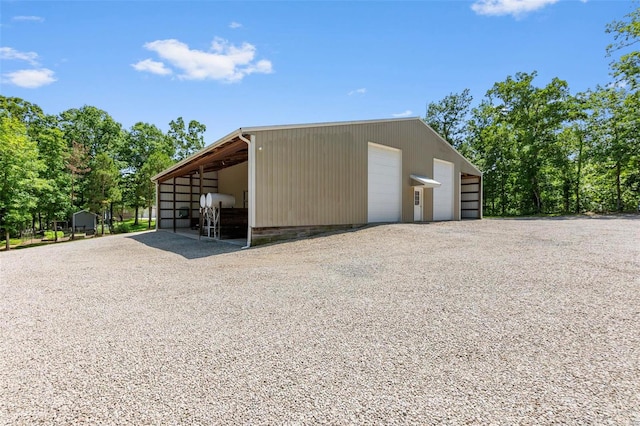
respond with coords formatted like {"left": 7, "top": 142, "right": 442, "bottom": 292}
{"left": 1, "top": 47, "right": 56, "bottom": 88}
{"left": 392, "top": 110, "right": 413, "bottom": 118}
{"left": 229, "top": 21, "right": 243, "bottom": 29}
{"left": 12, "top": 15, "right": 44, "bottom": 22}
{"left": 0, "top": 47, "right": 39, "bottom": 65}
{"left": 348, "top": 88, "right": 367, "bottom": 96}
{"left": 135, "top": 37, "right": 273, "bottom": 82}
{"left": 471, "top": 0, "right": 559, "bottom": 17}
{"left": 131, "top": 58, "right": 172, "bottom": 75}
{"left": 3, "top": 68, "right": 56, "bottom": 88}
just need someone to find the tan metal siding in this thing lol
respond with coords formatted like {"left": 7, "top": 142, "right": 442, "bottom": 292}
{"left": 252, "top": 120, "right": 480, "bottom": 227}
{"left": 254, "top": 127, "right": 366, "bottom": 227}
{"left": 218, "top": 161, "right": 248, "bottom": 208}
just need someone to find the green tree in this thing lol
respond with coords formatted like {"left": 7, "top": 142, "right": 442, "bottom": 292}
{"left": 1, "top": 96, "right": 68, "bottom": 230}
{"left": 59, "top": 106, "right": 124, "bottom": 158}
{"left": 561, "top": 92, "right": 595, "bottom": 214}
{"left": 58, "top": 106, "right": 124, "bottom": 216}
{"left": 66, "top": 140, "right": 91, "bottom": 211}
{"left": 139, "top": 151, "right": 173, "bottom": 229}
{"left": 555, "top": 124, "right": 586, "bottom": 214}
{"left": 85, "top": 152, "right": 121, "bottom": 235}
{"left": 424, "top": 88, "right": 473, "bottom": 149}
{"left": 35, "top": 120, "right": 71, "bottom": 241}
{"left": 585, "top": 87, "right": 639, "bottom": 211}
{"left": 607, "top": 5, "right": 640, "bottom": 91}
{"left": 168, "top": 117, "right": 206, "bottom": 161}
{"left": 0, "top": 96, "right": 45, "bottom": 131}
{"left": 122, "top": 122, "right": 173, "bottom": 224}
{"left": 467, "top": 100, "right": 518, "bottom": 215}
{"left": 486, "top": 72, "right": 571, "bottom": 214}
{"left": 0, "top": 117, "right": 43, "bottom": 249}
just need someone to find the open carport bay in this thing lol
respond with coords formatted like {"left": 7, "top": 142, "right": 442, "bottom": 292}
{"left": 1, "top": 217, "right": 639, "bottom": 424}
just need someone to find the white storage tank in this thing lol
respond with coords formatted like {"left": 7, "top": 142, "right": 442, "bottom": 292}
{"left": 205, "top": 193, "right": 236, "bottom": 209}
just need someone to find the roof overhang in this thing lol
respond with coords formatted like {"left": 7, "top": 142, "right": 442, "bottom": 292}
{"left": 411, "top": 174, "right": 441, "bottom": 188}
{"left": 152, "top": 130, "right": 248, "bottom": 182}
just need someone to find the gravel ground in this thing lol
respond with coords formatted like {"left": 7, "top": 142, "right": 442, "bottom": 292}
{"left": 1, "top": 217, "right": 639, "bottom": 424}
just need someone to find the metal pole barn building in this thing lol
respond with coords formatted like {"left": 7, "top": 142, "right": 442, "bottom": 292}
{"left": 152, "top": 117, "right": 482, "bottom": 246}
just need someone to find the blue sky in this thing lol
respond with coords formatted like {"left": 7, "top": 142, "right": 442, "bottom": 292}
{"left": 0, "top": 0, "right": 634, "bottom": 142}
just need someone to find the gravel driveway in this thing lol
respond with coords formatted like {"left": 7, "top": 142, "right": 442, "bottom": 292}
{"left": 1, "top": 217, "right": 639, "bottom": 424}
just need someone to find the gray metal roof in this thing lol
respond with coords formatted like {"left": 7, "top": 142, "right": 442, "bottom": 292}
{"left": 239, "top": 117, "right": 420, "bottom": 133}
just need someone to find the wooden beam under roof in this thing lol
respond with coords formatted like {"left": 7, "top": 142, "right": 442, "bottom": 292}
{"left": 157, "top": 138, "right": 248, "bottom": 182}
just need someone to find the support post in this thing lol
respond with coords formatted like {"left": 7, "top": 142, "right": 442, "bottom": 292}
{"left": 218, "top": 201, "right": 222, "bottom": 239}
{"left": 155, "top": 181, "right": 160, "bottom": 230}
{"left": 189, "top": 173, "right": 193, "bottom": 224}
{"left": 199, "top": 165, "right": 204, "bottom": 237}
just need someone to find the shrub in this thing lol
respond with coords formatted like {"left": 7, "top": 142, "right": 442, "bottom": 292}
{"left": 113, "top": 222, "right": 131, "bottom": 234}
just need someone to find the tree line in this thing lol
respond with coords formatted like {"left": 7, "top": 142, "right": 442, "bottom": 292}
{"left": 425, "top": 6, "right": 639, "bottom": 216}
{"left": 1, "top": 97, "right": 206, "bottom": 248}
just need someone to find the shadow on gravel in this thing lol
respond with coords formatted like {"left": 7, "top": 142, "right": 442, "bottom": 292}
{"left": 127, "top": 231, "right": 241, "bottom": 259}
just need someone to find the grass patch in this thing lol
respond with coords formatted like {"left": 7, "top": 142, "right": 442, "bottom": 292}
{"left": 0, "top": 237, "right": 22, "bottom": 247}
{"left": 112, "top": 218, "right": 155, "bottom": 234}
{"left": 125, "top": 218, "right": 156, "bottom": 232}
{"left": 43, "top": 230, "right": 64, "bottom": 240}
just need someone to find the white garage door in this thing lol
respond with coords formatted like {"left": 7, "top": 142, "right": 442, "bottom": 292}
{"left": 368, "top": 143, "right": 401, "bottom": 222}
{"left": 433, "top": 159, "right": 454, "bottom": 221}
